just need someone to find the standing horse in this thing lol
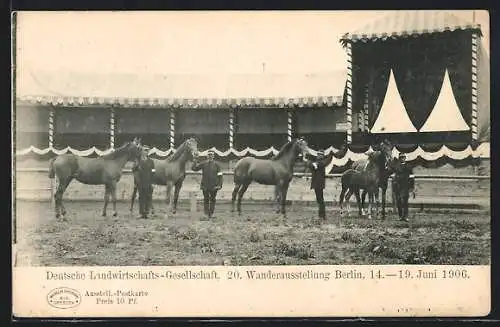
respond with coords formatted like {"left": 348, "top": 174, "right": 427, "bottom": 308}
{"left": 130, "top": 137, "right": 199, "bottom": 216}
{"left": 48, "top": 138, "right": 143, "bottom": 220}
{"left": 231, "top": 138, "right": 312, "bottom": 217}
{"left": 341, "top": 141, "right": 394, "bottom": 218}
{"left": 343, "top": 155, "right": 398, "bottom": 219}
{"left": 338, "top": 150, "right": 389, "bottom": 219}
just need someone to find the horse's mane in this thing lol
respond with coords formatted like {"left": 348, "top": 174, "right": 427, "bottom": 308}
{"left": 167, "top": 140, "right": 189, "bottom": 162}
{"left": 271, "top": 139, "right": 297, "bottom": 161}
{"left": 367, "top": 150, "right": 388, "bottom": 169}
{"left": 102, "top": 142, "right": 130, "bottom": 159}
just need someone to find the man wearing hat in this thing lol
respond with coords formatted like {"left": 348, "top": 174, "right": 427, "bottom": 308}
{"left": 133, "top": 145, "right": 155, "bottom": 219}
{"left": 391, "top": 153, "right": 415, "bottom": 222}
{"left": 305, "top": 150, "right": 333, "bottom": 220}
{"left": 192, "top": 150, "right": 223, "bottom": 219}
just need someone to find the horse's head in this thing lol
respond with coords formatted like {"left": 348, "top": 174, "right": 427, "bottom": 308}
{"left": 385, "top": 156, "right": 401, "bottom": 174}
{"left": 185, "top": 137, "right": 199, "bottom": 159}
{"left": 380, "top": 139, "right": 394, "bottom": 159}
{"left": 126, "top": 138, "right": 144, "bottom": 162}
{"left": 295, "top": 137, "right": 313, "bottom": 157}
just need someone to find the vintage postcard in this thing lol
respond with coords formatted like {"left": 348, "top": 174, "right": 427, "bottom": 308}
{"left": 12, "top": 10, "right": 490, "bottom": 318}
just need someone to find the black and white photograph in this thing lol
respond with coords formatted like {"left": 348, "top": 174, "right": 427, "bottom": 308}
{"left": 13, "top": 10, "right": 490, "bottom": 270}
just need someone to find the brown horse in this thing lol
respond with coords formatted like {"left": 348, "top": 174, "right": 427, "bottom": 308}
{"left": 341, "top": 141, "right": 394, "bottom": 218}
{"left": 48, "top": 138, "right": 143, "bottom": 220}
{"left": 231, "top": 138, "right": 312, "bottom": 217}
{"left": 343, "top": 155, "right": 398, "bottom": 219}
{"left": 338, "top": 150, "right": 389, "bottom": 219}
{"left": 130, "top": 137, "right": 199, "bottom": 216}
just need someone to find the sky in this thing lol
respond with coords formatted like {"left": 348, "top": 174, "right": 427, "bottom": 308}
{"left": 15, "top": 10, "right": 489, "bottom": 78}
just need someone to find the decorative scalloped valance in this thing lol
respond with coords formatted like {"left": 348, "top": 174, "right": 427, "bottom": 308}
{"left": 340, "top": 11, "right": 482, "bottom": 45}
{"left": 16, "top": 95, "right": 343, "bottom": 109}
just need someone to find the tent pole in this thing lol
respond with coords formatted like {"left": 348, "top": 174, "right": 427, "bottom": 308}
{"left": 48, "top": 106, "right": 54, "bottom": 148}
{"left": 471, "top": 32, "right": 479, "bottom": 141}
{"left": 346, "top": 41, "right": 353, "bottom": 144}
{"left": 229, "top": 107, "right": 234, "bottom": 149}
{"left": 287, "top": 110, "right": 292, "bottom": 142}
{"left": 170, "top": 108, "right": 175, "bottom": 149}
{"left": 109, "top": 106, "right": 115, "bottom": 149}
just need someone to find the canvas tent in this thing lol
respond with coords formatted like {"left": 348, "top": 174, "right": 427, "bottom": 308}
{"left": 15, "top": 68, "right": 347, "bottom": 158}
{"left": 337, "top": 10, "right": 490, "bottom": 167}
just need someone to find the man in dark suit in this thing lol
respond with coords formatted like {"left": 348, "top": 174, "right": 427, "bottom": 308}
{"left": 192, "top": 150, "right": 223, "bottom": 219}
{"left": 134, "top": 146, "right": 155, "bottom": 219}
{"left": 306, "top": 150, "right": 333, "bottom": 220}
{"left": 392, "top": 153, "right": 415, "bottom": 222}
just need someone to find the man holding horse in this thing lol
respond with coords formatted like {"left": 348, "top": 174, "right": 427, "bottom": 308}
{"left": 133, "top": 145, "right": 155, "bottom": 219}
{"left": 192, "top": 150, "right": 223, "bottom": 219}
{"left": 305, "top": 150, "right": 333, "bottom": 221}
{"left": 392, "top": 153, "right": 415, "bottom": 222}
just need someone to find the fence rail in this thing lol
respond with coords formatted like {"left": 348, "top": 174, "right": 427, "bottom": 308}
{"left": 15, "top": 167, "right": 490, "bottom": 181}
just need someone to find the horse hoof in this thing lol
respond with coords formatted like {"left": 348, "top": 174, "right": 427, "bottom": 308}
{"left": 112, "top": 212, "right": 118, "bottom": 217}
{"left": 368, "top": 215, "right": 372, "bottom": 220}
{"left": 102, "top": 212, "right": 107, "bottom": 217}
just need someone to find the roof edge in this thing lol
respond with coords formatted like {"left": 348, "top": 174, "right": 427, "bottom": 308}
{"left": 340, "top": 24, "right": 483, "bottom": 45}
{"left": 16, "top": 94, "right": 345, "bottom": 108}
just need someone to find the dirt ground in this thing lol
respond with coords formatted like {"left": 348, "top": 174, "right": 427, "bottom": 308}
{"left": 14, "top": 200, "right": 490, "bottom": 266}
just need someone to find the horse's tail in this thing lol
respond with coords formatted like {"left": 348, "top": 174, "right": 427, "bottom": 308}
{"left": 48, "top": 157, "right": 57, "bottom": 179}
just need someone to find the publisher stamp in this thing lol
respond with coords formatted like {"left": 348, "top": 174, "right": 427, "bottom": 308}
{"left": 46, "top": 287, "right": 82, "bottom": 309}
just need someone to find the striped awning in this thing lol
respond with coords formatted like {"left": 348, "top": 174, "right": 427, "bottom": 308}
{"left": 16, "top": 94, "right": 343, "bottom": 109}
{"left": 340, "top": 11, "right": 482, "bottom": 44}
{"left": 16, "top": 69, "right": 346, "bottom": 109}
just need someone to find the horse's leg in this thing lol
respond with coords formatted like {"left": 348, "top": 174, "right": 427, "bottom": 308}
{"left": 165, "top": 182, "right": 173, "bottom": 217}
{"left": 59, "top": 177, "right": 72, "bottom": 217}
{"left": 367, "top": 190, "right": 374, "bottom": 220}
{"left": 236, "top": 182, "right": 250, "bottom": 216}
{"left": 275, "top": 186, "right": 282, "bottom": 214}
{"left": 172, "top": 180, "right": 183, "bottom": 214}
{"left": 274, "top": 185, "right": 281, "bottom": 213}
{"left": 110, "top": 181, "right": 118, "bottom": 217}
{"left": 354, "top": 189, "right": 362, "bottom": 217}
{"left": 345, "top": 189, "right": 353, "bottom": 214}
{"left": 339, "top": 184, "right": 348, "bottom": 214}
{"left": 361, "top": 190, "right": 367, "bottom": 216}
{"left": 375, "top": 188, "right": 380, "bottom": 216}
{"left": 130, "top": 183, "right": 138, "bottom": 213}
{"left": 102, "top": 185, "right": 111, "bottom": 217}
{"left": 381, "top": 186, "right": 387, "bottom": 219}
{"left": 54, "top": 177, "right": 72, "bottom": 220}
{"left": 280, "top": 183, "right": 290, "bottom": 218}
{"left": 231, "top": 184, "right": 241, "bottom": 213}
